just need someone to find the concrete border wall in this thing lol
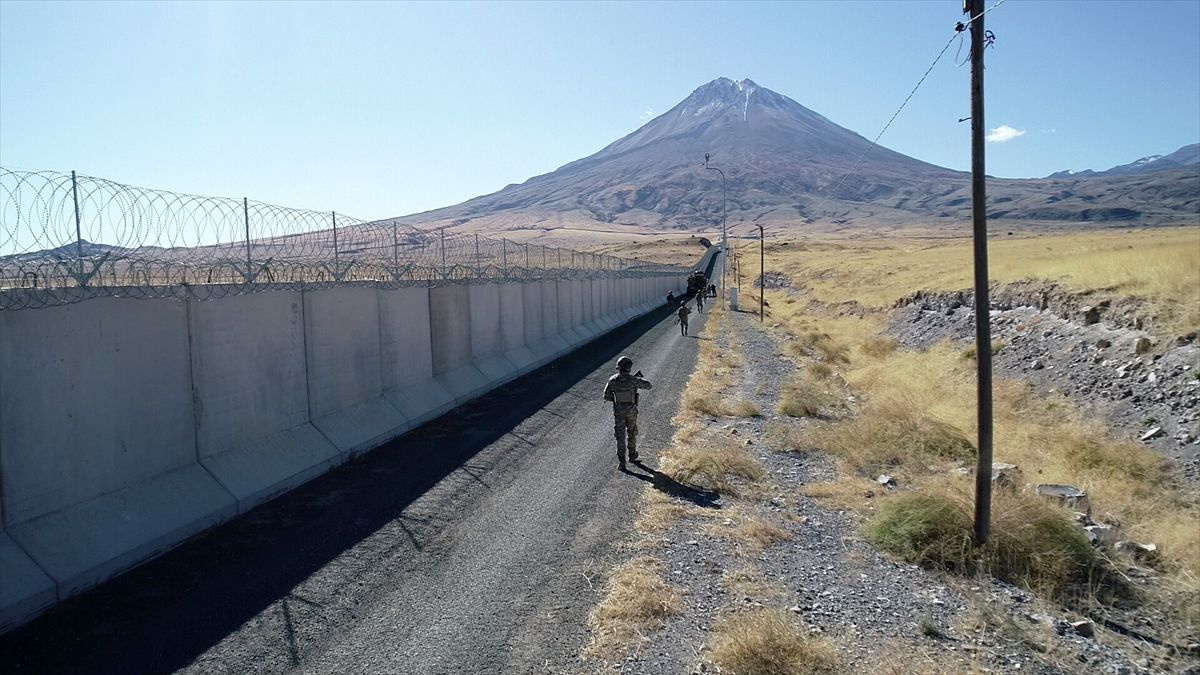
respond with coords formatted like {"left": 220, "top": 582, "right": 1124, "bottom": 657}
{"left": 190, "top": 290, "right": 339, "bottom": 514}
{"left": 379, "top": 286, "right": 454, "bottom": 426}
{"left": 305, "top": 287, "right": 408, "bottom": 459}
{"left": 0, "top": 273, "right": 687, "bottom": 632}
{"left": 0, "top": 297, "right": 236, "bottom": 617}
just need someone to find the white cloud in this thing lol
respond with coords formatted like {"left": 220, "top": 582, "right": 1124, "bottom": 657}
{"left": 639, "top": 108, "right": 655, "bottom": 121}
{"left": 986, "top": 124, "right": 1026, "bottom": 143}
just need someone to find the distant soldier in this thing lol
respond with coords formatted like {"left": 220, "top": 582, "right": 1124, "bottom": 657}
{"left": 677, "top": 303, "right": 691, "bottom": 336}
{"left": 603, "top": 356, "right": 653, "bottom": 469}
{"left": 666, "top": 290, "right": 676, "bottom": 309}
{"left": 695, "top": 289, "right": 704, "bottom": 314}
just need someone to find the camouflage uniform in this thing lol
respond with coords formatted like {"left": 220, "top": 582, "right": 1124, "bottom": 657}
{"left": 603, "top": 359, "right": 653, "bottom": 467}
{"left": 677, "top": 304, "right": 691, "bottom": 336}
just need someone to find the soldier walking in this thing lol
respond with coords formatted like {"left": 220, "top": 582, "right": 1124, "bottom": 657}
{"left": 603, "top": 356, "right": 653, "bottom": 469}
{"left": 677, "top": 303, "right": 691, "bottom": 336}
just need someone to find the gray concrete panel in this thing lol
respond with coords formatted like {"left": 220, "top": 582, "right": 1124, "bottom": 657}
{"left": 7, "top": 464, "right": 236, "bottom": 600}
{"left": 522, "top": 282, "right": 543, "bottom": 346}
{"left": 379, "top": 286, "right": 435, "bottom": 388}
{"left": 188, "top": 292, "right": 339, "bottom": 503}
{"left": 429, "top": 285, "right": 472, "bottom": 375}
{"left": 498, "top": 283, "right": 536, "bottom": 375}
{"left": 304, "top": 287, "right": 385, "bottom": 418}
{"left": 304, "top": 287, "right": 405, "bottom": 458}
{"left": 380, "top": 287, "right": 455, "bottom": 426}
{"left": 200, "top": 424, "right": 340, "bottom": 512}
{"left": 540, "top": 281, "right": 559, "bottom": 339}
{"left": 468, "top": 284, "right": 502, "bottom": 360}
{"left": 0, "top": 530, "right": 55, "bottom": 633}
{"left": 0, "top": 297, "right": 199, "bottom": 524}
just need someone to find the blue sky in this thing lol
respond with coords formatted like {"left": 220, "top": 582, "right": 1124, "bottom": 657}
{"left": 2, "top": 0, "right": 1198, "bottom": 220}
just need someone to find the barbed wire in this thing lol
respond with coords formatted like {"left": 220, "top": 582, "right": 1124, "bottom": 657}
{"left": 0, "top": 168, "right": 687, "bottom": 310}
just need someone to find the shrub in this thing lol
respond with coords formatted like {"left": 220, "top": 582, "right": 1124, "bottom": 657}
{"left": 867, "top": 490, "right": 1099, "bottom": 598}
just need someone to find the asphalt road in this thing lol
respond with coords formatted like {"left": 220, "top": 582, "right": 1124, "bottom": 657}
{"left": 0, "top": 294, "right": 711, "bottom": 675}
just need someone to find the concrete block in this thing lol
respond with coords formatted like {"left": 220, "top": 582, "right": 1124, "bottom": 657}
{"left": 429, "top": 285, "right": 473, "bottom": 374}
{"left": 497, "top": 283, "right": 536, "bottom": 376}
{"left": 304, "top": 287, "right": 403, "bottom": 459}
{"left": 468, "top": 284, "right": 502, "bottom": 359}
{"left": 7, "top": 464, "right": 236, "bottom": 600}
{"left": 0, "top": 530, "right": 55, "bottom": 633}
{"left": 200, "top": 423, "right": 340, "bottom": 512}
{"left": 304, "top": 287, "right": 385, "bottom": 418}
{"left": 522, "top": 282, "right": 544, "bottom": 346}
{"left": 311, "top": 397, "right": 408, "bottom": 459}
{"left": 541, "top": 280, "right": 560, "bottom": 339}
{"left": 474, "top": 354, "right": 521, "bottom": 385}
{"left": 384, "top": 378, "right": 456, "bottom": 428}
{"left": 188, "top": 291, "right": 339, "bottom": 512}
{"left": 469, "top": 283, "right": 521, "bottom": 385}
{"left": 379, "top": 287, "right": 455, "bottom": 427}
{"left": 437, "top": 364, "right": 493, "bottom": 403}
{"left": 0, "top": 297, "right": 198, "bottom": 524}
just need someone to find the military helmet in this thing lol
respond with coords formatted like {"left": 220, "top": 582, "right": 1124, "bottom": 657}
{"left": 616, "top": 356, "right": 634, "bottom": 371}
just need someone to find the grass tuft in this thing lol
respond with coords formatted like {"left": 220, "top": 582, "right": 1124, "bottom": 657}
{"left": 662, "top": 440, "right": 765, "bottom": 495}
{"left": 779, "top": 375, "right": 841, "bottom": 419}
{"left": 804, "top": 396, "right": 974, "bottom": 477}
{"left": 866, "top": 489, "right": 1100, "bottom": 598}
{"left": 861, "top": 336, "right": 900, "bottom": 358}
{"left": 584, "top": 557, "right": 682, "bottom": 658}
{"left": 708, "top": 608, "right": 840, "bottom": 675}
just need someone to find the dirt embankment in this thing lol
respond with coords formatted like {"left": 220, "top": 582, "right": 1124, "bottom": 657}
{"left": 889, "top": 281, "right": 1200, "bottom": 489}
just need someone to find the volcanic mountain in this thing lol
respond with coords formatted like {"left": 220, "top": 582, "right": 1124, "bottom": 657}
{"left": 396, "top": 78, "right": 1200, "bottom": 234}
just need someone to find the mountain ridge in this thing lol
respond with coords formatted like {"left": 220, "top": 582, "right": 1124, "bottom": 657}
{"left": 392, "top": 78, "right": 1199, "bottom": 234}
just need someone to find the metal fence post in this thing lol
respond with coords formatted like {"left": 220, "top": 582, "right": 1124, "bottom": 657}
{"left": 475, "top": 233, "right": 481, "bottom": 276}
{"left": 243, "top": 197, "right": 252, "bottom": 282}
{"left": 440, "top": 227, "right": 447, "bottom": 279}
{"left": 502, "top": 238, "right": 508, "bottom": 277}
{"left": 525, "top": 242, "right": 530, "bottom": 270}
{"left": 331, "top": 211, "right": 339, "bottom": 272}
{"left": 392, "top": 220, "right": 399, "bottom": 271}
{"left": 71, "top": 170, "right": 84, "bottom": 286}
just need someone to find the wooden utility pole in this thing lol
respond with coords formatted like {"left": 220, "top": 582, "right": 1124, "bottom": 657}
{"left": 758, "top": 225, "right": 764, "bottom": 322}
{"left": 966, "top": 0, "right": 994, "bottom": 546}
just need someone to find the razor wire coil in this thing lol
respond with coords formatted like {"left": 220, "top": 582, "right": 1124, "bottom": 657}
{"left": 1, "top": 168, "right": 686, "bottom": 310}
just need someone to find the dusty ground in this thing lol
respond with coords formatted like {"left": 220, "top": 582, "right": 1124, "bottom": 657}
{"left": 581, "top": 305, "right": 1200, "bottom": 674}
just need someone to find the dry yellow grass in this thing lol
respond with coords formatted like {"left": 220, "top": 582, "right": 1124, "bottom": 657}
{"left": 658, "top": 439, "right": 765, "bottom": 496}
{"left": 584, "top": 556, "right": 682, "bottom": 658}
{"left": 759, "top": 230, "right": 1200, "bottom": 633}
{"left": 779, "top": 374, "right": 843, "bottom": 419}
{"left": 708, "top": 608, "right": 840, "bottom": 675}
{"left": 720, "top": 566, "right": 790, "bottom": 600}
{"left": 704, "top": 508, "right": 793, "bottom": 553}
{"left": 764, "top": 226, "right": 1200, "bottom": 336}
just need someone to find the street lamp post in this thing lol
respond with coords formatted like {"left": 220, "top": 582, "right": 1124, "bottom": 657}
{"left": 704, "top": 153, "right": 727, "bottom": 309}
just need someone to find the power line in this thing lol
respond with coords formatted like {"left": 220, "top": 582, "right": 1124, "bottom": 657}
{"left": 733, "top": 0, "right": 1009, "bottom": 233}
